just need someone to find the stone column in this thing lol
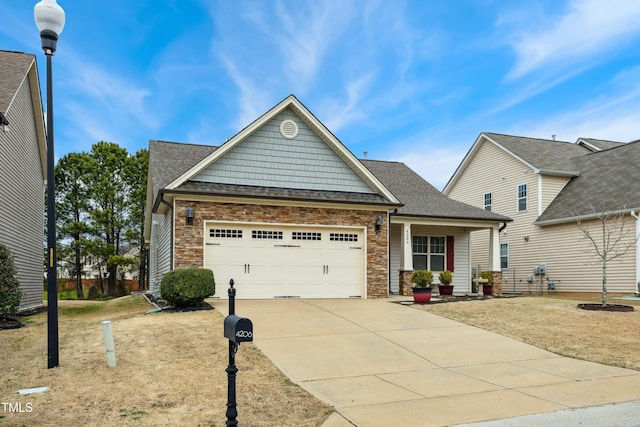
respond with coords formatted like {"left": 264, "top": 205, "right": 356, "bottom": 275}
{"left": 399, "top": 270, "right": 414, "bottom": 296}
{"left": 491, "top": 271, "right": 502, "bottom": 296}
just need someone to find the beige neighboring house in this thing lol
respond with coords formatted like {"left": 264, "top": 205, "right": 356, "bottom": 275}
{"left": 0, "top": 50, "right": 47, "bottom": 311}
{"left": 144, "top": 95, "right": 510, "bottom": 299}
{"left": 444, "top": 132, "right": 640, "bottom": 294}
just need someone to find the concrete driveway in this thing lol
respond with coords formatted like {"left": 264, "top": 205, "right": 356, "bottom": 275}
{"left": 211, "top": 298, "right": 640, "bottom": 427}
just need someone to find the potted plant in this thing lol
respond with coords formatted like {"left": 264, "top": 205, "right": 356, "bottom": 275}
{"left": 479, "top": 271, "right": 493, "bottom": 296}
{"left": 411, "top": 270, "right": 433, "bottom": 304}
{"left": 438, "top": 270, "right": 454, "bottom": 296}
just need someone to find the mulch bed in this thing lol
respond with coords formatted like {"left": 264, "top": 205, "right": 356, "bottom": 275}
{"left": 0, "top": 315, "right": 22, "bottom": 330}
{"left": 578, "top": 303, "right": 635, "bottom": 312}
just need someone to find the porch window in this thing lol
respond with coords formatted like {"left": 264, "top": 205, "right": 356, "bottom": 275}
{"left": 500, "top": 243, "right": 509, "bottom": 269}
{"left": 517, "top": 183, "right": 527, "bottom": 212}
{"left": 483, "top": 192, "right": 492, "bottom": 211}
{"left": 412, "top": 235, "right": 445, "bottom": 271}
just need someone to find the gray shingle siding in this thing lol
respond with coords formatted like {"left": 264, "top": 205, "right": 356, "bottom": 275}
{"left": 193, "top": 108, "right": 375, "bottom": 193}
{"left": 0, "top": 74, "right": 44, "bottom": 311}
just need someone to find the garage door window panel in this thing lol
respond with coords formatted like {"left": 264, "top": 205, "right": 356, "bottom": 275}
{"left": 210, "top": 229, "right": 243, "bottom": 238}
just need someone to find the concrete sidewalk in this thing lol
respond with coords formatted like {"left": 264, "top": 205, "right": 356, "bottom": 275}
{"left": 211, "top": 298, "right": 640, "bottom": 427}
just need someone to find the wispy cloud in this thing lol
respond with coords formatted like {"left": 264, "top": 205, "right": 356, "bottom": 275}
{"left": 507, "top": 65, "right": 640, "bottom": 142}
{"left": 209, "top": 0, "right": 438, "bottom": 137}
{"left": 507, "top": 0, "right": 640, "bottom": 79}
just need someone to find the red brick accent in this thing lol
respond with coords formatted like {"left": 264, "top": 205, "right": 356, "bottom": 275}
{"left": 174, "top": 200, "right": 389, "bottom": 298}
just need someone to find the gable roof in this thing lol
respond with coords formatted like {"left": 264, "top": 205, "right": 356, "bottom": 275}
{"left": 147, "top": 139, "right": 398, "bottom": 214}
{"left": 535, "top": 141, "right": 640, "bottom": 225}
{"left": 444, "top": 132, "right": 593, "bottom": 194}
{"left": 148, "top": 140, "right": 218, "bottom": 200}
{"left": 362, "top": 160, "right": 511, "bottom": 222}
{"left": 165, "top": 94, "right": 399, "bottom": 204}
{"left": 0, "top": 50, "right": 46, "bottom": 178}
{"left": 576, "top": 137, "right": 626, "bottom": 152}
{"left": 0, "top": 51, "right": 35, "bottom": 113}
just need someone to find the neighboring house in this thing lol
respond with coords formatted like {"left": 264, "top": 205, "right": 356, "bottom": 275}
{"left": 144, "top": 95, "right": 510, "bottom": 299}
{"left": 444, "top": 132, "right": 640, "bottom": 294}
{"left": 0, "top": 50, "right": 47, "bottom": 311}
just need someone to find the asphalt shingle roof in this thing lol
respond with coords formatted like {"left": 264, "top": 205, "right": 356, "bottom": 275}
{"left": 535, "top": 141, "right": 640, "bottom": 224}
{"left": 149, "top": 140, "right": 510, "bottom": 222}
{"left": 148, "top": 140, "right": 218, "bottom": 197}
{"left": 0, "top": 50, "right": 35, "bottom": 113}
{"left": 361, "top": 159, "right": 511, "bottom": 222}
{"left": 484, "top": 132, "right": 590, "bottom": 174}
{"left": 579, "top": 138, "right": 626, "bottom": 151}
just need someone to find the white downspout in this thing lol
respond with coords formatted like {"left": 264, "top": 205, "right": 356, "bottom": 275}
{"left": 631, "top": 211, "right": 640, "bottom": 295}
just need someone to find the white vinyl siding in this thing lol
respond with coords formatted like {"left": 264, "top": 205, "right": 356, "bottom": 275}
{"left": 447, "top": 137, "right": 637, "bottom": 294}
{"left": 149, "top": 212, "right": 172, "bottom": 292}
{"left": 192, "top": 108, "right": 374, "bottom": 194}
{"left": 0, "top": 73, "right": 44, "bottom": 311}
{"left": 390, "top": 223, "right": 402, "bottom": 294}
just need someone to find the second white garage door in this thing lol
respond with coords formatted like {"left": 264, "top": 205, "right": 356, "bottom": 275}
{"left": 204, "top": 222, "right": 365, "bottom": 299}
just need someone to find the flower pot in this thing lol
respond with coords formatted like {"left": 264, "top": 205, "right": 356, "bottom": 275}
{"left": 482, "top": 284, "right": 493, "bottom": 296}
{"left": 438, "top": 285, "right": 454, "bottom": 296}
{"left": 412, "top": 287, "right": 432, "bottom": 304}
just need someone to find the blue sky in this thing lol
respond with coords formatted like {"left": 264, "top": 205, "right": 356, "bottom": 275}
{"left": 2, "top": 0, "right": 640, "bottom": 189}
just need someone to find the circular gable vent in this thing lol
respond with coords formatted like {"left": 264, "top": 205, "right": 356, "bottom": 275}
{"left": 280, "top": 119, "right": 299, "bottom": 139}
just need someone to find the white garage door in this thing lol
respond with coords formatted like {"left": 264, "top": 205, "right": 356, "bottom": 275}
{"left": 204, "top": 222, "right": 365, "bottom": 299}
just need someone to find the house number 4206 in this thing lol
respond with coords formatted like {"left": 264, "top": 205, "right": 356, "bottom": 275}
{"left": 236, "top": 330, "right": 252, "bottom": 338}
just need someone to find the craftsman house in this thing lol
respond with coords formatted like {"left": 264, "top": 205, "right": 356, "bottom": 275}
{"left": 444, "top": 132, "right": 640, "bottom": 294}
{"left": 144, "top": 96, "right": 510, "bottom": 299}
{"left": 0, "top": 50, "right": 47, "bottom": 311}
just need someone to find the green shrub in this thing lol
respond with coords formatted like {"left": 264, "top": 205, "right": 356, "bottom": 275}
{"left": 479, "top": 270, "right": 493, "bottom": 282}
{"left": 0, "top": 243, "right": 22, "bottom": 316}
{"left": 411, "top": 270, "right": 433, "bottom": 288}
{"left": 439, "top": 270, "right": 453, "bottom": 285}
{"left": 160, "top": 268, "right": 215, "bottom": 307}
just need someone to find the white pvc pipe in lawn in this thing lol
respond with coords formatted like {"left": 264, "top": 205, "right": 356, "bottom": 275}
{"left": 101, "top": 320, "right": 116, "bottom": 368}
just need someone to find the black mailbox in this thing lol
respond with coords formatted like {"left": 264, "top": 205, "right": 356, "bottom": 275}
{"left": 224, "top": 314, "right": 253, "bottom": 343}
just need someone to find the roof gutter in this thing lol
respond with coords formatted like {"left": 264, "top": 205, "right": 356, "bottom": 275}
{"left": 534, "top": 207, "right": 640, "bottom": 226}
{"left": 499, "top": 222, "right": 508, "bottom": 232}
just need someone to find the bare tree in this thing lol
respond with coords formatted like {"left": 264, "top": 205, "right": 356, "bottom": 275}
{"left": 577, "top": 205, "right": 638, "bottom": 307}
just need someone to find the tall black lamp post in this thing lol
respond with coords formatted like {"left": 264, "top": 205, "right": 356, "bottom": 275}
{"left": 34, "top": 0, "right": 66, "bottom": 369}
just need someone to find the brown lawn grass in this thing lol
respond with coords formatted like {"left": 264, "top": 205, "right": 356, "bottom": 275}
{"left": 413, "top": 293, "right": 640, "bottom": 371}
{"left": 0, "top": 296, "right": 333, "bottom": 427}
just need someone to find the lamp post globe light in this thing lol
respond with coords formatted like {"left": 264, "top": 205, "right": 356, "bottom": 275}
{"left": 34, "top": 0, "right": 65, "bottom": 369}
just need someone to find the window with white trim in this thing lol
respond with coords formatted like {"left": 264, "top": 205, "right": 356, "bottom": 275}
{"left": 517, "top": 183, "right": 528, "bottom": 212}
{"left": 500, "top": 243, "right": 509, "bottom": 269}
{"left": 412, "top": 235, "right": 445, "bottom": 271}
{"left": 484, "top": 192, "right": 492, "bottom": 211}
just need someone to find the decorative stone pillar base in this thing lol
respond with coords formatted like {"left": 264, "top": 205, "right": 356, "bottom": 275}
{"left": 491, "top": 271, "right": 503, "bottom": 296}
{"left": 399, "top": 270, "right": 414, "bottom": 296}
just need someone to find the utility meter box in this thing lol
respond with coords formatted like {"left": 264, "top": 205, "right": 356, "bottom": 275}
{"left": 224, "top": 315, "right": 253, "bottom": 343}
{"left": 533, "top": 264, "right": 546, "bottom": 275}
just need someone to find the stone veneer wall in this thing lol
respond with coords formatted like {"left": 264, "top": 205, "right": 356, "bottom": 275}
{"left": 399, "top": 270, "right": 414, "bottom": 296}
{"left": 174, "top": 199, "right": 390, "bottom": 298}
{"left": 491, "top": 271, "right": 502, "bottom": 296}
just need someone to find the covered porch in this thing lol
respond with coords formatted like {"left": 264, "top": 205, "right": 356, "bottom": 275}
{"left": 390, "top": 216, "right": 505, "bottom": 296}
